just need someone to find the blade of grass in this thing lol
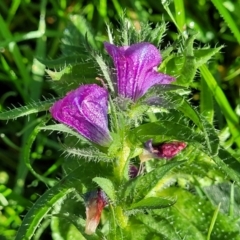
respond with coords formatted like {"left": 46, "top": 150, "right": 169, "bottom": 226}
{"left": 7, "top": 0, "right": 21, "bottom": 24}
{"left": 0, "top": 55, "right": 25, "bottom": 100}
{"left": 173, "top": 0, "right": 185, "bottom": 31}
{"left": 59, "top": 0, "right": 67, "bottom": 10}
{"left": 0, "top": 31, "right": 44, "bottom": 49}
{"left": 0, "top": 1, "right": 8, "bottom": 14}
{"left": 33, "top": 219, "right": 51, "bottom": 240}
{"left": 229, "top": 182, "right": 234, "bottom": 217}
{"left": 200, "top": 76, "right": 214, "bottom": 124}
{"left": 13, "top": 0, "right": 49, "bottom": 194}
{"left": 0, "top": 133, "right": 21, "bottom": 151}
{"left": 30, "top": 0, "right": 47, "bottom": 101}
{"left": 162, "top": 0, "right": 182, "bottom": 33}
{"left": 42, "top": 158, "right": 63, "bottom": 177}
{"left": 207, "top": 202, "right": 221, "bottom": 240}
{"left": 200, "top": 64, "right": 240, "bottom": 147}
{"left": 23, "top": 120, "right": 57, "bottom": 186}
{"left": 211, "top": 0, "right": 240, "bottom": 44}
{"left": 99, "top": 0, "right": 107, "bottom": 18}
{"left": 15, "top": 184, "right": 75, "bottom": 240}
{"left": 0, "top": 15, "right": 32, "bottom": 95}
{"left": 112, "top": 0, "right": 123, "bottom": 16}
{"left": 224, "top": 67, "right": 240, "bottom": 81}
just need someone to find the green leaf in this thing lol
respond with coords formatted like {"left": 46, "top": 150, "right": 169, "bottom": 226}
{"left": 207, "top": 203, "right": 221, "bottom": 240}
{"left": 162, "top": 0, "right": 182, "bottom": 33}
{"left": 93, "top": 177, "right": 116, "bottom": 202}
{"left": 130, "top": 102, "right": 220, "bottom": 156}
{"left": 166, "top": 92, "right": 203, "bottom": 130}
{"left": 156, "top": 92, "right": 219, "bottom": 156}
{"left": 135, "top": 213, "right": 182, "bottom": 240}
{"left": 213, "top": 148, "right": 240, "bottom": 183}
{"left": 24, "top": 122, "right": 57, "bottom": 186}
{"left": 201, "top": 116, "right": 219, "bottom": 156}
{"left": 161, "top": 53, "right": 182, "bottom": 75}
{"left": 162, "top": 43, "right": 221, "bottom": 87}
{"left": 46, "top": 63, "right": 97, "bottom": 82}
{"left": 211, "top": 0, "right": 240, "bottom": 44}
{"left": 63, "top": 15, "right": 98, "bottom": 50}
{"left": 204, "top": 182, "right": 240, "bottom": 218}
{"left": 0, "top": 99, "right": 54, "bottom": 120}
{"left": 147, "top": 22, "right": 167, "bottom": 46}
{"left": 155, "top": 187, "right": 240, "bottom": 239}
{"left": 123, "top": 161, "right": 185, "bottom": 203}
{"left": 130, "top": 120, "right": 206, "bottom": 151}
{"left": 200, "top": 75, "right": 214, "bottom": 123}
{"left": 200, "top": 64, "right": 240, "bottom": 148}
{"left": 174, "top": 0, "right": 185, "bottom": 31}
{"left": 15, "top": 167, "right": 84, "bottom": 240}
{"left": 128, "top": 197, "right": 175, "bottom": 210}
{"left": 86, "top": 44, "right": 115, "bottom": 93}
{"left": 0, "top": 14, "right": 31, "bottom": 90}
{"left": 45, "top": 63, "right": 98, "bottom": 95}
{"left": 200, "top": 64, "right": 239, "bottom": 125}
{"left": 51, "top": 192, "right": 99, "bottom": 240}
{"left": 65, "top": 147, "right": 112, "bottom": 162}
{"left": 176, "top": 34, "right": 196, "bottom": 86}
{"left": 51, "top": 216, "right": 86, "bottom": 240}
{"left": 40, "top": 123, "right": 89, "bottom": 143}
{"left": 124, "top": 221, "right": 151, "bottom": 240}
{"left": 194, "top": 47, "right": 223, "bottom": 68}
{"left": 38, "top": 55, "right": 86, "bottom": 68}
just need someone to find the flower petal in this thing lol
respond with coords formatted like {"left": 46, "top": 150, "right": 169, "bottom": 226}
{"left": 50, "top": 84, "right": 112, "bottom": 146}
{"left": 104, "top": 42, "right": 174, "bottom": 101}
{"left": 104, "top": 42, "right": 129, "bottom": 98}
{"left": 138, "top": 72, "right": 174, "bottom": 100}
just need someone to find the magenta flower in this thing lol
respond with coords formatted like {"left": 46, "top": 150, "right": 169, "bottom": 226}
{"left": 50, "top": 84, "right": 112, "bottom": 147}
{"left": 104, "top": 42, "right": 174, "bottom": 101}
{"left": 140, "top": 139, "right": 187, "bottom": 162}
{"left": 84, "top": 189, "right": 108, "bottom": 235}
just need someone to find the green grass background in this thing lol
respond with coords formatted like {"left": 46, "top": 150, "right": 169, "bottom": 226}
{"left": 0, "top": 0, "right": 240, "bottom": 239}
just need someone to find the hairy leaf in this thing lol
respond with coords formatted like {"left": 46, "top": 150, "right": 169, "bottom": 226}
{"left": 93, "top": 177, "right": 116, "bottom": 202}
{"left": 0, "top": 99, "right": 55, "bottom": 120}
{"left": 15, "top": 167, "right": 84, "bottom": 240}
{"left": 127, "top": 197, "right": 175, "bottom": 210}
{"left": 123, "top": 161, "right": 185, "bottom": 203}
{"left": 40, "top": 123, "right": 89, "bottom": 143}
{"left": 154, "top": 187, "right": 240, "bottom": 239}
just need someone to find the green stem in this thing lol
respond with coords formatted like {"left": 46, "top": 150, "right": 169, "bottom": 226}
{"left": 114, "top": 143, "right": 130, "bottom": 184}
{"left": 115, "top": 206, "right": 128, "bottom": 230}
{"left": 112, "top": 143, "right": 130, "bottom": 235}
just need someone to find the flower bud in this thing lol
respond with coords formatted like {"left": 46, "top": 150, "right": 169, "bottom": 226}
{"left": 84, "top": 189, "right": 108, "bottom": 235}
{"left": 140, "top": 139, "right": 186, "bottom": 162}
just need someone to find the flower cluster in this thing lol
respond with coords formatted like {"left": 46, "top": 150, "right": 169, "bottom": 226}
{"left": 50, "top": 42, "right": 186, "bottom": 234}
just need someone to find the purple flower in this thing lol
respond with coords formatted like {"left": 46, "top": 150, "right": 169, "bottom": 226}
{"left": 50, "top": 84, "right": 112, "bottom": 147}
{"left": 104, "top": 42, "right": 174, "bottom": 101}
{"left": 84, "top": 189, "right": 108, "bottom": 235}
{"left": 140, "top": 139, "right": 187, "bottom": 162}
